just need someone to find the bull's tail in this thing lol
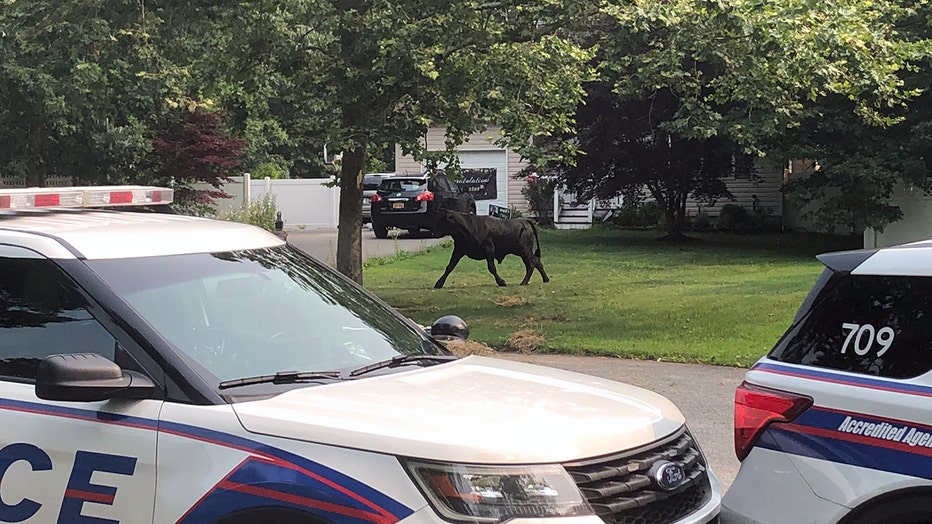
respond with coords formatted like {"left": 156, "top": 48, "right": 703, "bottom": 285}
{"left": 529, "top": 220, "right": 542, "bottom": 257}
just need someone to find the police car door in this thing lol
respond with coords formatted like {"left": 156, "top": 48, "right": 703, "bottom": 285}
{"left": 0, "top": 246, "right": 158, "bottom": 523}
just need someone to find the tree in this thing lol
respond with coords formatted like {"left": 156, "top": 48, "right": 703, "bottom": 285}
{"left": 180, "top": 0, "right": 593, "bottom": 283}
{"left": 0, "top": 1, "right": 185, "bottom": 186}
{"left": 544, "top": 83, "right": 736, "bottom": 238}
{"left": 535, "top": 0, "right": 930, "bottom": 238}
{"left": 152, "top": 107, "right": 246, "bottom": 211}
{"left": 775, "top": 2, "right": 932, "bottom": 233}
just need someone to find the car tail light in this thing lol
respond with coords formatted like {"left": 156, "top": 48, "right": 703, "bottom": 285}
{"left": 416, "top": 191, "right": 434, "bottom": 202}
{"left": 734, "top": 381, "right": 812, "bottom": 461}
{"left": 370, "top": 194, "right": 383, "bottom": 203}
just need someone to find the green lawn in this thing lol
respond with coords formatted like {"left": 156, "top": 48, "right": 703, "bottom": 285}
{"left": 363, "top": 228, "right": 861, "bottom": 367}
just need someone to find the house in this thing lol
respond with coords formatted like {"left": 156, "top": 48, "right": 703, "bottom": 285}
{"left": 394, "top": 126, "right": 532, "bottom": 216}
{"left": 394, "top": 127, "right": 807, "bottom": 230}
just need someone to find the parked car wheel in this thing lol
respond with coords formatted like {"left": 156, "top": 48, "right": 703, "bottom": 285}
{"left": 373, "top": 222, "right": 388, "bottom": 239}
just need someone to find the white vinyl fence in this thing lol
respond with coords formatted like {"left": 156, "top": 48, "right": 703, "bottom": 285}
{"left": 216, "top": 175, "right": 341, "bottom": 229}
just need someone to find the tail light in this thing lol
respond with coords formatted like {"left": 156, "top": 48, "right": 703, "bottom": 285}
{"left": 734, "top": 381, "right": 812, "bottom": 461}
{"left": 416, "top": 191, "right": 434, "bottom": 202}
{"left": 370, "top": 194, "right": 383, "bottom": 203}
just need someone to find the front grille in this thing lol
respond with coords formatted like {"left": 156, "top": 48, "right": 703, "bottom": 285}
{"left": 563, "top": 427, "right": 711, "bottom": 524}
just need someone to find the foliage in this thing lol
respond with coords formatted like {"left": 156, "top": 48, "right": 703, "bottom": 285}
{"left": 608, "top": 201, "right": 664, "bottom": 229}
{"left": 200, "top": 0, "right": 596, "bottom": 283}
{"left": 217, "top": 194, "right": 280, "bottom": 232}
{"left": 0, "top": 0, "right": 186, "bottom": 186}
{"left": 533, "top": 0, "right": 931, "bottom": 238}
{"left": 364, "top": 227, "right": 862, "bottom": 367}
{"left": 778, "top": 87, "right": 932, "bottom": 233}
{"left": 251, "top": 162, "right": 288, "bottom": 180}
{"left": 521, "top": 177, "right": 558, "bottom": 226}
{"left": 153, "top": 108, "right": 245, "bottom": 209}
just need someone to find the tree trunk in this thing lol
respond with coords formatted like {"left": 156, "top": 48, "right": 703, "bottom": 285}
{"left": 27, "top": 128, "right": 47, "bottom": 187}
{"left": 663, "top": 189, "right": 688, "bottom": 239}
{"left": 334, "top": 0, "right": 369, "bottom": 284}
{"left": 336, "top": 144, "right": 367, "bottom": 284}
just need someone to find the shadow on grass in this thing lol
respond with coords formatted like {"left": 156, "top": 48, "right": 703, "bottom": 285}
{"left": 539, "top": 226, "right": 862, "bottom": 259}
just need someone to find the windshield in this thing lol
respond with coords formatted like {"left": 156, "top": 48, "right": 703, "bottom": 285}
{"left": 87, "top": 246, "right": 440, "bottom": 382}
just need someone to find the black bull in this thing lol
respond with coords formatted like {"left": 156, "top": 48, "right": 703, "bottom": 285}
{"left": 434, "top": 211, "right": 550, "bottom": 288}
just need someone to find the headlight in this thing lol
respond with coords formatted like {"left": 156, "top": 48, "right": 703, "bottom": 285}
{"left": 402, "top": 459, "right": 593, "bottom": 522}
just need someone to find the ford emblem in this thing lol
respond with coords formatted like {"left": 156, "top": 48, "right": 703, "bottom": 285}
{"left": 649, "top": 461, "right": 686, "bottom": 491}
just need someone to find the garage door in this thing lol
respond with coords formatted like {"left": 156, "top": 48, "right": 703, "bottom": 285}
{"left": 458, "top": 151, "right": 508, "bottom": 216}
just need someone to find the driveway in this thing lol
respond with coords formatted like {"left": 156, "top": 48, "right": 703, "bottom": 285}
{"left": 286, "top": 226, "right": 446, "bottom": 267}
{"left": 286, "top": 227, "right": 746, "bottom": 490}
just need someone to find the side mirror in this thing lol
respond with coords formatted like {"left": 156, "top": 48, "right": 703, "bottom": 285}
{"left": 36, "top": 353, "right": 155, "bottom": 402}
{"left": 430, "top": 315, "right": 470, "bottom": 342}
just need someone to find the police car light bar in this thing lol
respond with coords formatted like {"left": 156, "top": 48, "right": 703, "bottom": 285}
{"left": 0, "top": 186, "right": 173, "bottom": 210}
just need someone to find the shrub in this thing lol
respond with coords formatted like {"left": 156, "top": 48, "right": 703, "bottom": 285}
{"left": 608, "top": 201, "right": 664, "bottom": 228}
{"left": 716, "top": 204, "right": 750, "bottom": 232}
{"left": 217, "top": 193, "right": 279, "bottom": 231}
{"left": 715, "top": 204, "right": 779, "bottom": 233}
{"left": 521, "top": 177, "right": 557, "bottom": 226}
{"left": 691, "top": 212, "right": 713, "bottom": 232}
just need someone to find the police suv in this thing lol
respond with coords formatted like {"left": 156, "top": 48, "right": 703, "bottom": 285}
{"left": 722, "top": 241, "right": 932, "bottom": 523}
{"left": 0, "top": 186, "right": 720, "bottom": 524}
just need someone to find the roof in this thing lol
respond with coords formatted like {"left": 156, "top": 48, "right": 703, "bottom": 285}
{"left": 0, "top": 209, "right": 283, "bottom": 260}
{"left": 817, "top": 239, "right": 932, "bottom": 277}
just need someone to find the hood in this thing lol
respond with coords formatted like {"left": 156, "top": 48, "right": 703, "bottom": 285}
{"left": 232, "top": 356, "right": 685, "bottom": 464}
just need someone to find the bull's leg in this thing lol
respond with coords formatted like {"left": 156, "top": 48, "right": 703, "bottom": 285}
{"left": 534, "top": 256, "right": 550, "bottom": 283}
{"left": 520, "top": 256, "right": 534, "bottom": 285}
{"left": 487, "top": 256, "right": 506, "bottom": 286}
{"left": 434, "top": 249, "right": 465, "bottom": 289}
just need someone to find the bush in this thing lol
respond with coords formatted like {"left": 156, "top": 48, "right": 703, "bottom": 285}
{"left": 715, "top": 204, "right": 779, "bottom": 233}
{"left": 217, "top": 193, "right": 279, "bottom": 231}
{"left": 521, "top": 177, "right": 557, "bottom": 226}
{"left": 691, "top": 212, "right": 713, "bottom": 232}
{"left": 608, "top": 201, "right": 664, "bottom": 228}
{"left": 716, "top": 204, "right": 751, "bottom": 232}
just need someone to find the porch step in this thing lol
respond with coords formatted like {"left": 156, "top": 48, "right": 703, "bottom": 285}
{"left": 555, "top": 222, "right": 591, "bottom": 230}
{"left": 556, "top": 205, "right": 592, "bottom": 229}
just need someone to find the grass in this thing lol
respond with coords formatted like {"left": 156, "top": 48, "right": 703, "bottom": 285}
{"left": 363, "top": 227, "right": 861, "bottom": 367}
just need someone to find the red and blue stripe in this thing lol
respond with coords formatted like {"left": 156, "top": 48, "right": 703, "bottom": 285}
{"left": 0, "top": 397, "right": 413, "bottom": 524}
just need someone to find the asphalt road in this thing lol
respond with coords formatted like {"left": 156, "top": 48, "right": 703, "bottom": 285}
{"left": 286, "top": 226, "right": 446, "bottom": 267}
{"left": 286, "top": 227, "right": 747, "bottom": 491}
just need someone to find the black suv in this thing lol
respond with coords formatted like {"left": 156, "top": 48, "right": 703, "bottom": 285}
{"left": 369, "top": 174, "right": 476, "bottom": 238}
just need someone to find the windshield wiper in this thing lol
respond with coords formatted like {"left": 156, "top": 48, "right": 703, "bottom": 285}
{"left": 219, "top": 370, "right": 343, "bottom": 390}
{"left": 349, "top": 354, "right": 458, "bottom": 378}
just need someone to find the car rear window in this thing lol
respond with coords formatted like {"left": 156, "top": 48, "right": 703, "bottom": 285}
{"left": 380, "top": 179, "right": 426, "bottom": 192}
{"left": 769, "top": 273, "right": 932, "bottom": 379}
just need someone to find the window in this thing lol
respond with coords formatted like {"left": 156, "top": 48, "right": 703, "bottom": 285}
{"left": 769, "top": 274, "right": 932, "bottom": 379}
{"left": 87, "top": 247, "right": 433, "bottom": 383}
{"left": 380, "top": 179, "right": 426, "bottom": 192}
{"left": 0, "top": 250, "right": 115, "bottom": 380}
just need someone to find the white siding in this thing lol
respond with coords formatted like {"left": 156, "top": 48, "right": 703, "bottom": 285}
{"left": 684, "top": 161, "right": 784, "bottom": 218}
{"left": 395, "top": 126, "right": 530, "bottom": 211}
{"left": 865, "top": 184, "right": 932, "bottom": 248}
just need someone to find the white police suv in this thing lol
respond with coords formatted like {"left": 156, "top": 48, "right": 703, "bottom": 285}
{"left": 722, "top": 240, "right": 932, "bottom": 524}
{"left": 0, "top": 186, "right": 720, "bottom": 524}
